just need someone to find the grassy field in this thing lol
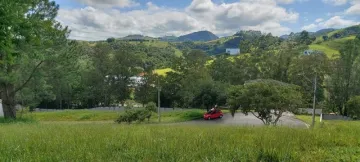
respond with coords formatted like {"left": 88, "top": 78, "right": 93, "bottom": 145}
{"left": 18, "top": 109, "right": 205, "bottom": 123}
{"left": 1, "top": 119, "right": 360, "bottom": 161}
{"left": 308, "top": 44, "right": 340, "bottom": 58}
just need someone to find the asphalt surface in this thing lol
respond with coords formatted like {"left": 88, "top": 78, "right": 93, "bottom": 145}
{"left": 174, "top": 112, "right": 309, "bottom": 128}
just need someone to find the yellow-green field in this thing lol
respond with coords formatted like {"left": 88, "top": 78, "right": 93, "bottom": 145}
{"left": 309, "top": 44, "right": 340, "bottom": 58}
{"left": 154, "top": 68, "right": 174, "bottom": 76}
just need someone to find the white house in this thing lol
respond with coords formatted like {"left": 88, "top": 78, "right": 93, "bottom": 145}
{"left": 129, "top": 76, "right": 144, "bottom": 86}
{"left": 303, "top": 50, "right": 314, "bottom": 55}
{"left": 225, "top": 48, "right": 240, "bottom": 55}
{"left": 0, "top": 99, "right": 3, "bottom": 117}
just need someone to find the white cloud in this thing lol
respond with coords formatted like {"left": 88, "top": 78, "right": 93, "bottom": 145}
{"left": 301, "top": 16, "right": 359, "bottom": 32}
{"left": 345, "top": 4, "right": 360, "bottom": 14}
{"left": 322, "top": 0, "right": 348, "bottom": 5}
{"left": 276, "top": 0, "right": 295, "bottom": 4}
{"left": 75, "top": 0, "right": 138, "bottom": 8}
{"left": 320, "top": 16, "right": 359, "bottom": 28}
{"left": 242, "top": 22, "right": 292, "bottom": 36}
{"left": 315, "top": 18, "right": 324, "bottom": 23}
{"left": 301, "top": 24, "right": 318, "bottom": 31}
{"left": 58, "top": 0, "right": 299, "bottom": 40}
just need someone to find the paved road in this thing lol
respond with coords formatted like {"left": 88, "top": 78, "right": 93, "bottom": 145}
{"left": 174, "top": 112, "right": 308, "bottom": 128}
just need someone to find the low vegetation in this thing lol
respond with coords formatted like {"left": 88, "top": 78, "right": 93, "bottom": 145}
{"left": 21, "top": 109, "right": 205, "bottom": 123}
{"left": 1, "top": 121, "right": 360, "bottom": 161}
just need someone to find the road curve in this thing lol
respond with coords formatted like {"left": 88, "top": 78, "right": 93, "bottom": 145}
{"left": 172, "top": 112, "right": 308, "bottom": 128}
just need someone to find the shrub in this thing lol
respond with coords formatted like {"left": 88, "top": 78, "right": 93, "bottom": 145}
{"left": 145, "top": 102, "right": 157, "bottom": 121}
{"left": 116, "top": 109, "right": 152, "bottom": 124}
{"left": 145, "top": 102, "right": 157, "bottom": 113}
{"left": 346, "top": 96, "right": 360, "bottom": 119}
{"left": 0, "top": 117, "right": 36, "bottom": 124}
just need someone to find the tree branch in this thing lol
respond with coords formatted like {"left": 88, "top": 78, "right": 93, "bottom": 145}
{"left": 273, "top": 110, "right": 283, "bottom": 126}
{"left": 13, "top": 61, "right": 44, "bottom": 94}
{"left": 250, "top": 111, "right": 266, "bottom": 125}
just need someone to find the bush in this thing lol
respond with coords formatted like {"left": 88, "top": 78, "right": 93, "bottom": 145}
{"left": 346, "top": 96, "right": 360, "bottom": 119}
{"left": 116, "top": 109, "right": 152, "bottom": 124}
{"left": 0, "top": 117, "right": 36, "bottom": 124}
{"left": 124, "top": 100, "right": 137, "bottom": 110}
{"left": 145, "top": 102, "right": 157, "bottom": 113}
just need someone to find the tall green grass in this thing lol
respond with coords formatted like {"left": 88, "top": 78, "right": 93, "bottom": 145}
{"left": 22, "top": 109, "right": 205, "bottom": 123}
{"left": 1, "top": 121, "right": 360, "bottom": 161}
{"left": 0, "top": 117, "right": 36, "bottom": 124}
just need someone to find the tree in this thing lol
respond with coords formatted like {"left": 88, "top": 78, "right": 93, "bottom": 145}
{"left": 135, "top": 73, "right": 156, "bottom": 106}
{"left": 107, "top": 37, "right": 115, "bottom": 43}
{"left": 323, "top": 35, "right": 329, "bottom": 41}
{"left": 288, "top": 51, "right": 329, "bottom": 107}
{"left": 145, "top": 102, "right": 157, "bottom": 122}
{"left": 266, "top": 41, "right": 307, "bottom": 82}
{"left": 209, "top": 55, "right": 234, "bottom": 83}
{"left": 110, "top": 44, "right": 144, "bottom": 105}
{"left": 240, "top": 40, "right": 251, "bottom": 53}
{"left": 192, "top": 80, "right": 228, "bottom": 111}
{"left": 297, "top": 30, "right": 314, "bottom": 45}
{"left": 326, "top": 39, "right": 360, "bottom": 116}
{"left": 0, "top": 0, "right": 69, "bottom": 118}
{"left": 227, "top": 79, "right": 302, "bottom": 125}
{"left": 346, "top": 96, "right": 360, "bottom": 119}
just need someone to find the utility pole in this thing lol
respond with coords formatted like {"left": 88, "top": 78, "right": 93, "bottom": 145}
{"left": 157, "top": 78, "right": 161, "bottom": 123}
{"left": 312, "top": 75, "right": 317, "bottom": 128}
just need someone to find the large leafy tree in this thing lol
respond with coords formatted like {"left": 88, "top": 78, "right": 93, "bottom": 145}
{"left": 228, "top": 79, "right": 303, "bottom": 125}
{"left": 0, "top": 0, "right": 68, "bottom": 118}
{"left": 288, "top": 51, "right": 329, "bottom": 107}
{"left": 326, "top": 38, "right": 360, "bottom": 115}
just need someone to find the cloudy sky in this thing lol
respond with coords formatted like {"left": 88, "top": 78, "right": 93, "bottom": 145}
{"left": 55, "top": 0, "right": 360, "bottom": 41}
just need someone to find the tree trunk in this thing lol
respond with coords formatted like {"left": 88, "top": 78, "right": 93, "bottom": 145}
{"left": 1, "top": 83, "right": 17, "bottom": 119}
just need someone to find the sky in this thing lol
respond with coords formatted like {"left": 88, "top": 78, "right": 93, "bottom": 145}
{"left": 54, "top": 0, "right": 360, "bottom": 41}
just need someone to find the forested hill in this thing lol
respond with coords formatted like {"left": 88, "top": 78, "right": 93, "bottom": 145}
{"left": 87, "top": 25, "right": 360, "bottom": 56}
{"left": 178, "top": 31, "right": 219, "bottom": 42}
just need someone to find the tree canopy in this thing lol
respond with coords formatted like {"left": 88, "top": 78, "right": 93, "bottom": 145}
{"left": 228, "top": 79, "right": 303, "bottom": 125}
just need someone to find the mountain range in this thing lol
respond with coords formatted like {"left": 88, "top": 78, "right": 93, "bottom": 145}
{"left": 106, "top": 25, "right": 360, "bottom": 56}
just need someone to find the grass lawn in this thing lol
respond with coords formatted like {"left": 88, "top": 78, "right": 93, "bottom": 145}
{"left": 295, "top": 115, "right": 321, "bottom": 125}
{"left": 1, "top": 119, "right": 360, "bottom": 161}
{"left": 19, "top": 109, "right": 205, "bottom": 123}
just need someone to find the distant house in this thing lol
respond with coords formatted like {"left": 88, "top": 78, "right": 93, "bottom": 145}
{"left": 225, "top": 48, "right": 240, "bottom": 55}
{"left": 105, "top": 73, "right": 144, "bottom": 87}
{"left": 303, "top": 50, "right": 314, "bottom": 55}
{"left": 129, "top": 72, "right": 146, "bottom": 87}
{"left": 129, "top": 76, "right": 144, "bottom": 86}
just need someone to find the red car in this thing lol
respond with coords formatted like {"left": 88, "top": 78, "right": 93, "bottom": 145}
{"left": 204, "top": 109, "right": 223, "bottom": 120}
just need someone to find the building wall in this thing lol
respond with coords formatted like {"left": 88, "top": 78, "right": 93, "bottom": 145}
{"left": 298, "top": 108, "right": 322, "bottom": 115}
{"left": 226, "top": 48, "right": 240, "bottom": 55}
{"left": 322, "top": 114, "right": 353, "bottom": 121}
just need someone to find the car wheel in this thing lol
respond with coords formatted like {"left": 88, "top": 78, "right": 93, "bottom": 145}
{"left": 208, "top": 117, "right": 211, "bottom": 120}
{"left": 219, "top": 115, "right": 223, "bottom": 118}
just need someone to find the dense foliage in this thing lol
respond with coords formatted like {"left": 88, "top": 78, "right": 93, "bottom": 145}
{"left": 2, "top": 1, "right": 360, "bottom": 122}
{"left": 228, "top": 79, "right": 303, "bottom": 125}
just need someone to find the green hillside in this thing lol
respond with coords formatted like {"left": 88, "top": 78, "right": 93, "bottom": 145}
{"left": 128, "top": 41, "right": 183, "bottom": 57}
{"left": 310, "top": 36, "right": 357, "bottom": 59}
{"left": 309, "top": 25, "right": 360, "bottom": 58}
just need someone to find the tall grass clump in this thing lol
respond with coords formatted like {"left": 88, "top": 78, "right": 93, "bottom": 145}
{"left": 0, "top": 117, "right": 36, "bottom": 124}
